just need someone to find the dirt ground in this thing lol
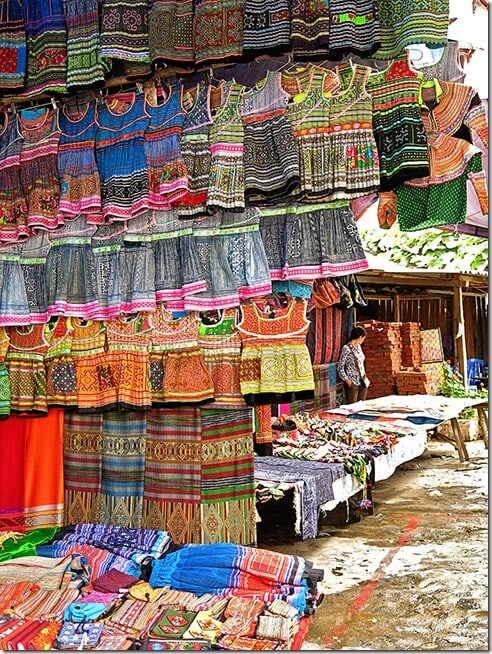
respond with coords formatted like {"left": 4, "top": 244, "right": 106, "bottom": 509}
{"left": 256, "top": 438, "right": 489, "bottom": 650}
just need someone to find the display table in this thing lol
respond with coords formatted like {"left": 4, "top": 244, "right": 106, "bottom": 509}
{"left": 255, "top": 424, "right": 428, "bottom": 539}
{"left": 327, "top": 394, "right": 488, "bottom": 463}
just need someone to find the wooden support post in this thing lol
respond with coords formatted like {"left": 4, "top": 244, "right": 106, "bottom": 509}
{"left": 452, "top": 285, "right": 467, "bottom": 386}
{"left": 476, "top": 404, "right": 489, "bottom": 448}
{"left": 450, "top": 417, "right": 469, "bottom": 462}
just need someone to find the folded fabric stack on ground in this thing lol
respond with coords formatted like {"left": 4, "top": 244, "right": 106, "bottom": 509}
{"left": 0, "top": 526, "right": 322, "bottom": 650}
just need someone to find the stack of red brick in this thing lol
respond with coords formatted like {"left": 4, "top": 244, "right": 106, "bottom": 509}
{"left": 355, "top": 320, "right": 442, "bottom": 399}
{"left": 395, "top": 368, "right": 440, "bottom": 395}
{"left": 401, "top": 322, "right": 422, "bottom": 368}
{"left": 356, "top": 320, "right": 402, "bottom": 398}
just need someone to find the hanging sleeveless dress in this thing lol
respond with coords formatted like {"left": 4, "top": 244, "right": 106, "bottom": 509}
{"left": 21, "top": 0, "right": 68, "bottom": 95}
{"left": 0, "top": 241, "right": 31, "bottom": 326}
{"left": 207, "top": 80, "right": 246, "bottom": 212}
{"left": 0, "top": 0, "right": 26, "bottom": 91}
{"left": 71, "top": 318, "right": 117, "bottom": 411}
{"left": 58, "top": 99, "right": 102, "bottom": 222}
{"left": 374, "top": 0, "right": 450, "bottom": 60}
{"left": 99, "top": 0, "right": 150, "bottom": 64}
{"left": 178, "top": 83, "right": 213, "bottom": 216}
{"left": 44, "top": 315, "right": 78, "bottom": 408}
{"left": 18, "top": 230, "right": 50, "bottom": 324}
{"left": 0, "top": 108, "right": 28, "bottom": 242}
{"left": 119, "top": 212, "right": 156, "bottom": 314}
{"left": 327, "top": 0, "right": 380, "bottom": 58}
{"left": 240, "top": 70, "right": 300, "bottom": 202}
{"left": 149, "top": 305, "right": 215, "bottom": 406}
{"left": 326, "top": 63, "right": 380, "bottom": 200}
{"left": 197, "top": 308, "right": 246, "bottom": 408}
{"left": 193, "top": 0, "right": 243, "bottom": 65}
{"left": 188, "top": 209, "right": 272, "bottom": 311}
{"left": 5, "top": 323, "right": 49, "bottom": 414}
{"left": 95, "top": 91, "right": 150, "bottom": 221}
{"left": 284, "top": 67, "right": 334, "bottom": 201}
{"left": 242, "top": 0, "right": 290, "bottom": 51}
{"left": 104, "top": 312, "right": 153, "bottom": 411}
{"left": 91, "top": 221, "right": 126, "bottom": 320}
{"left": 61, "top": 0, "right": 108, "bottom": 89}
{"left": 152, "top": 208, "right": 207, "bottom": 308}
{"left": 45, "top": 215, "right": 98, "bottom": 318}
{"left": 144, "top": 82, "right": 188, "bottom": 210}
{"left": 149, "top": 0, "right": 194, "bottom": 65}
{"left": 237, "top": 298, "right": 315, "bottom": 406}
{"left": 18, "top": 106, "right": 62, "bottom": 232}
{"left": 363, "top": 55, "right": 429, "bottom": 190}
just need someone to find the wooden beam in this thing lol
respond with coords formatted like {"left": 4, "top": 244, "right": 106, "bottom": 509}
{"left": 453, "top": 284, "right": 467, "bottom": 385}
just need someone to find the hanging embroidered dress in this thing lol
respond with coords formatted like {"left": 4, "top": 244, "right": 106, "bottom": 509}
{"left": 197, "top": 308, "right": 246, "bottom": 408}
{"left": 61, "top": 0, "right": 108, "bottom": 88}
{"left": 148, "top": 0, "right": 194, "bottom": 65}
{"left": 0, "top": 0, "right": 26, "bottom": 91}
{"left": 396, "top": 80, "right": 488, "bottom": 231}
{"left": 44, "top": 315, "right": 77, "bottom": 407}
{"left": 178, "top": 83, "right": 213, "bottom": 216}
{"left": 149, "top": 305, "right": 215, "bottom": 406}
{"left": 5, "top": 323, "right": 49, "bottom": 414}
{"left": 99, "top": 0, "right": 150, "bottom": 64}
{"left": 18, "top": 106, "right": 62, "bottom": 232}
{"left": 144, "top": 82, "right": 188, "bottom": 210}
{"left": 91, "top": 222, "right": 126, "bottom": 319}
{"left": 95, "top": 91, "right": 150, "bottom": 221}
{"left": 206, "top": 80, "right": 246, "bottom": 212}
{"left": 290, "top": 0, "right": 330, "bottom": 54}
{"left": 152, "top": 209, "right": 207, "bottom": 309}
{"left": 193, "top": 0, "right": 244, "bottom": 65}
{"left": 45, "top": 215, "right": 98, "bottom": 318}
{"left": 0, "top": 109, "right": 29, "bottom": 242}
{"left": 70, "top": 318, "right": 117, "bottom": 411}
{"left": 21, "top": 0, "right": 68, "bottom": 95}
{"left": 259, "top": 202, "right": 370, "bottom": 279}
{"left": 362, "top": 55, "right": 429, "bottom": 191}
{"left": 188, "top": 209, "right": 271, "bottom": 311}
{"left": 373, "top": 0, "right": 450, "bottom": 60}
{"left": 237, "top": 298, "right": 315, "bottom": 406}
{"left": 239, "top": 70, "right": 300, "bottom": 202}
{"left": 0, "top": 241, "right": 31, "bottom": 326}
{"left": 326, "top": 63, "right": 380, "bottom": 200}
{"left": 18, "top": 231, "right": 50, "bottom": 324}
{"left": 284, "top": 67, "right": 335, "bottom": 201}
{"left": 327, "top": 0, "right": 380, "bottom": 58}
{"left": 104, "top": 313, "right": 153, "bottom": 411}
{"left": 57, "top": 99, "right": 102, "bottom": 222}
{"left": 119, "top": 212, "right": 156, "bottom": 314}
{"left": 242, "top": 0, "right": 290, "bottom": 52}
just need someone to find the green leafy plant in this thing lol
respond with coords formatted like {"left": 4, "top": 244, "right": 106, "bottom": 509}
{"left": 439, "top": 362, "right": 488, "bottom": 419}
{"left": 361, "top": 225, "right": 488, "bottom": 273}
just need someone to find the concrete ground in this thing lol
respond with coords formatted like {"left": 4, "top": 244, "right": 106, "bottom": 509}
{"left": 257, "top": 438, "right": 489, "bottom": 650}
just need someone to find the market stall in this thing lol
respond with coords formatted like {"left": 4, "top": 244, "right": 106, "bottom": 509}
{"left": 255, "top": 412, "right": 429, "bottom": 539}
{"left": 255, "top": 393, "right": 488, "bottom": 539}
{"left": 330, "top": 394, "right": 489, "bottom": 461}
